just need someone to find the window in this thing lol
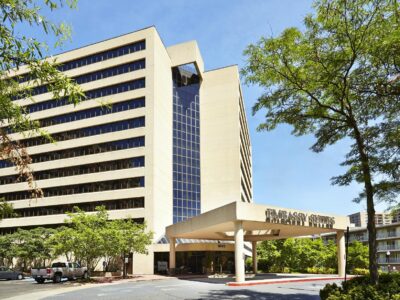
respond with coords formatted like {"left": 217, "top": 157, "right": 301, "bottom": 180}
{"left": 13, "top": 40, "right": 146, "bottom": 83}
{"left": 12, "top": 60, "right": 145, "bottom": 100}
{"left": 0, "top": 177, "right": 145, "bottom": 201}
{"left": 25, "top": 78, "right": 145, "bottom": 114}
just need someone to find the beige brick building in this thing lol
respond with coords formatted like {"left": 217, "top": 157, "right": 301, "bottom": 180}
{"left": 0, "top": 26, "right": 252, "bottom": 274}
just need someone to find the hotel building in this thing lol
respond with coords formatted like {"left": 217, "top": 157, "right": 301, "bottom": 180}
{"left": 0, "top": 26, "right": 253, "bottom": 274}
{"left": 323, "top": 212, "right": 400, "bottom": 272}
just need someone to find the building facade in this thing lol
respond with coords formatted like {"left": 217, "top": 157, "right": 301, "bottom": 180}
{"left": 322, "top": 221, "right": 400, "bottom": 272}
{"left": 0, "top": 26, "right": 252, "bottom": 274}
{"left": 349, "top": 211, "right": 400, "bottom": 228}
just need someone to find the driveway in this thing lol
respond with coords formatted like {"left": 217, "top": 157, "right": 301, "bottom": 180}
{"left": 1, "top": 275, "right": 343, "bottom": 300}
{"left": 43, "top": 278, "right": 341, "bottom": 300}
{"left": 0, "top": 277, "right": 71, "bottom": 299}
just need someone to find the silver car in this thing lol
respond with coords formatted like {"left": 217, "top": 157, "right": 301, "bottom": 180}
{"left": 0, "top": 266, "right": 24, "bottom": 280}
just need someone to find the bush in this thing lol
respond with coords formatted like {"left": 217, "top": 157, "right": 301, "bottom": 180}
{"left": 257, "top": 258, "right": 269, "bottom": 272}
{"left": 320, "top": 273, "right": 400, "bottom": 300}
{"left": 306, "top": 267, "right": 337, "bottom": 274}
{"left": 268, "top": 265, "right": 282, "bottom": 273}
{"left": 351, "top": 268, "right": 369, "bottom": 276}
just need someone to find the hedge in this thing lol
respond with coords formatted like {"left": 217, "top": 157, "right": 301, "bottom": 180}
{"left": 320, "top": 273, "right": 400, "bottom": 300}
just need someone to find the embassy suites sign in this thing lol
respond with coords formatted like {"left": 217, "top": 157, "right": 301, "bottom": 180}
{"left": 265, "top": 208, "right": 335, "bottom": 229}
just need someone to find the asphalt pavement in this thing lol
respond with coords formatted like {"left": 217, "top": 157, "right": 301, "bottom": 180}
{"left": 0, "top": 277, "right": 71, "bottom": 299}
{"left": 0, "top": 276, "right": 343, "bottom": 300}
{"left": 42, "top": 278, "right": 341, "bottom": 300}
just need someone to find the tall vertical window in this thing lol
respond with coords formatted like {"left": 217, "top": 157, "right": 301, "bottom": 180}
{"left": 172, "top": 64, "right": 200, "bottom": 224}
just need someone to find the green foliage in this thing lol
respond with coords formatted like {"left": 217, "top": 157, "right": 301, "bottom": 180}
{"left": 257, "top": 238, "right": 338, "bottom": 273}
{"left": 257, "top": 238, "right": 370, "bottom": 274}
{"left": 48, "top": 206, "right": 153, "bottom": 272}
{"left": 347, "top": 241, "right": 369, "bottom": 271}
{"left": 321, "top": 273, "right": 400, "bottom": 300}
{"left": 0, "top": 199, "right": 14, "bottom": 220}
{"left": 0, "top": 227, "right": 54, "bottom": 270}
{"left": 0, "top": 207, "right": 153, "bottom": 272}
{"left": 0, "top": 0, "right": 84, "bottom": 203}
{"left": 352, "top": 268, "right": 370, "bottom": 276}
{"left": 243, "top": 0, "right": 400, "bottom": 283}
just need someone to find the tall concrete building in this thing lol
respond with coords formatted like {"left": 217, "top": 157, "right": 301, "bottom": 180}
{"left": 0, "top": 27, "right": 252, "bottom": 274}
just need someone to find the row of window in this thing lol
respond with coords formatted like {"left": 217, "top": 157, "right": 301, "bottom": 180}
{"left": 13, "top": 59, "right": 146, "bottom": 100}
{"left": 20, "top": 117, "right": 145, "bottom": 148}
{"left": 25, "top": 78, "right": 145, "bottom": 114}
{"left": 0, "top": 177, "right": 145, "bottom": 201}
{"left": 39, "top": 97, "right": 145, "bottom": 128}
{"left": 12, "top": 197, "right": 145, "bottom": 218}
{"left": 6, "top": 98, "right": 145, "bottom": 134}
{"left": 0, "top": 218, "right": 145, "bottom": 235}
{"left": 173, "top": 191, "right": 200, "bottom": 201}
{"left": 15, "top": 40, "right": 146, "bottom": 83}
{"left": 0, "top": 157, "right": 144, "bottom": 185}
{"left": 173, "top": 165, "right": 201, "bottom": 176}
{"left": 0, "top": 137, "right": 144, "bottom": 169}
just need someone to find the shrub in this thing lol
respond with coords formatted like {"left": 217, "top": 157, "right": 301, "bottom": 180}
{"left": 257, "top": 258, "right": 269, "bottom": 272}
{"left": 268, "top": 265, "right": 282, "bottom": 273}
{"left": 306, "top": 267, "right": 337, "bottom": 274}
{"left": 320, "top": 273, "right": 400, "bottom": 300}
{"left": 351, "top": 268, "right": 369, "bottom": 276}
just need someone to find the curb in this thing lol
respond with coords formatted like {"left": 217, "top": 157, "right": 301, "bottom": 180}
{"left": 226, "top": 276, "right": 353, "bottom": 287}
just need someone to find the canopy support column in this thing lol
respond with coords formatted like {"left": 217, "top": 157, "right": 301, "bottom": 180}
{"left": 252, "top": 241, "right": 258, "bottom": 274}
{"left": 235, "top": 221, "right": 245, "bottom": 282}
{"left": 337, "top": 231, "right": 345, "bottom": 277}
{"left": 169, "top": 237, "right": 176, "bottom": 273}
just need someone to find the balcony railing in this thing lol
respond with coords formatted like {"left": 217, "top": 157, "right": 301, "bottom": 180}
{"left": 377, "top": 258, "right": 400, "bottom": 264}
{"left": 377, "top": 232, "right": 400, "bottom": 239}
{"left": 349, "top": 236, "right": 368, "bottom": 242}
{"left": 377, "top": 245, "right": 400, "bottom": 251}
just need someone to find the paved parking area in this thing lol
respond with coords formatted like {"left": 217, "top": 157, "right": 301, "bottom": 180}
{"left": 0, "top": 277, "right": 72, "bottom": 299}
{"left": 1, "top": 275, "right": 343, "bottom": 300}
{"left": 44, "top": 278, "right": 341, "bottom": 300}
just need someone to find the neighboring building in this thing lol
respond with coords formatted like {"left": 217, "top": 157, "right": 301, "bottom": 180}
{"left": 349, "top": 211, "right": 400, "bottom": 227}
{"left": 0, "top": 26, "right": 252, "bottom": 274}
{"left": 322, "top": 222, "right": 400, "bottom": 272}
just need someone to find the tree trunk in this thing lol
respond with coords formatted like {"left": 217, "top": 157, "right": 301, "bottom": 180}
{"left": 353, "top": 125, "right": 378, "bottom": 285}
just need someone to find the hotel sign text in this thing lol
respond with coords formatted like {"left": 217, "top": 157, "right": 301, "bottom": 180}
{"left": 265, "top": 209, "right": 335, "bottom": 229}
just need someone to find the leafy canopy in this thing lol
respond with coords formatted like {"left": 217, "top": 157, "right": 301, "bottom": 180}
{"left": 242, "top": 0, "right": 399, "bottom": 205}
{"left": 0, "top": 0, "right": 84, "bottom": 209}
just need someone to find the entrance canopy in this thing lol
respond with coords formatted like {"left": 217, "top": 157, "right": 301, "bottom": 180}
{"left": 166, "top": 201, "right": 350, "bottom": 282}
{"left": 166, "top": 201, "right": 349, "bottom": 241}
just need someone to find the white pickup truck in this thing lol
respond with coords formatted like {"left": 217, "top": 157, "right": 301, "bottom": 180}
{"left": 31, "top": 262, "right": 88, "bottom": 283}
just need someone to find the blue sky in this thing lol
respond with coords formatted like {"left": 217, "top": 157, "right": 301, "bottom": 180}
{"left": 38, "top": 0, "right": 386, "bottom": 215}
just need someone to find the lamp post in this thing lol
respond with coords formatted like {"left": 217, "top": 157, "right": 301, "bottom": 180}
{"left": 386, "top": 251, "right": 391, "bottom": 273}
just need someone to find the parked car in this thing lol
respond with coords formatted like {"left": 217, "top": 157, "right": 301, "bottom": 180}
{"left": 31, "top": 262, "right": 88, "bottom": 283}
{"left": 0, "top": 266, "right": 24, "bottom": 280}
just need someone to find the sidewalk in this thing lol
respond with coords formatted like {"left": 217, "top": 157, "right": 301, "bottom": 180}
{"left": 226, "top": 273, "right": 355, "bottom": 286}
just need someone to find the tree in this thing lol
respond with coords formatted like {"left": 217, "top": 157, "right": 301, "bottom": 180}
{"left": 0, "top": 0, "right": 84, "bottom": 217}
{"left": 257, "top": 240, "right": 281, "bottom": 271}
{"left": 102, "top": 219, "right": 153, "bottom": 277}
{"left": 50, "top": 206, "right": 153, "bottom": 276}
{"left": 50, "top": 207, "right": 108, "bottom": 273}
{"left": 347, "top": 241, "right": 369, "bottom": 271}
{"left": 10, "top": 227, "right": 54, "bottom": 271}
{"left": 242, "top": 0, "right": 400, "bottom": 284}
{"left": 0, "top": 200, "right": 14, "bottom": 220}
{"left": 0, "top": 234, "right": 15, "bottom": 267}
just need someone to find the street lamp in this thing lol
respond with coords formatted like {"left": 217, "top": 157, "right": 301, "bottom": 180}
{"left": 386, "top": 251, "right": 391, "bottom": 273}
